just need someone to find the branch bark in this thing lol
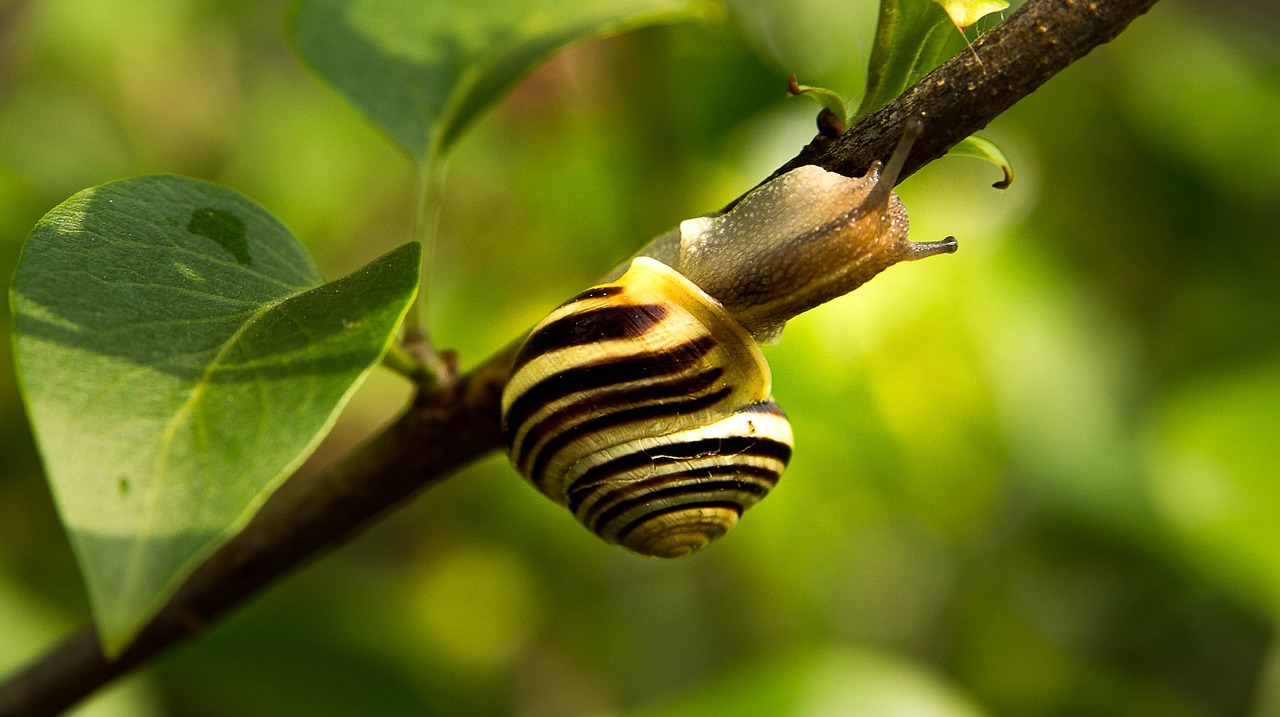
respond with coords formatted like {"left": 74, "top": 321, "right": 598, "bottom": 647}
{"left": 0, "top": 0, "right": 1160, "bottom": 713}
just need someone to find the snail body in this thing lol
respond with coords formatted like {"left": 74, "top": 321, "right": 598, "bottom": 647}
{"left": 502, "top": 120, "right": 956, "bottom": 557}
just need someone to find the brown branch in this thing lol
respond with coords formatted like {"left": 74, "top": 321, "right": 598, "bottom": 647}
{"left": 767, "top": 0, "right": 1161, "bottom": 187}
{"left": 0, "top": 0, "right": 1161, "bottom": 713}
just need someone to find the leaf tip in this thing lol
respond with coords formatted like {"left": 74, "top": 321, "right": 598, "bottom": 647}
{"left": 992, "top": 167, "right": 1013, "bottom": 190}
{"left": 949, "top": 134, "right": 1014, "bottom": 190}
{"left": 932, "top": 0, "right": 1009, "bottom": 32}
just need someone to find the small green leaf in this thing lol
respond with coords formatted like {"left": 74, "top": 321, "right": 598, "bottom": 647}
{"left": 931, "top": 0, "right": 1007, "bottom": 31}
{"left": 10, "top": 175, "right": 421, "bottom": 654}
{"left": 290, "top": 0, "right": 706, "bottom": 167}
{"left": 949, "top": 134, "right": 1014, "bottom": 188}
{"left": 787, "top": 74, "right": 849, "bottom": 135}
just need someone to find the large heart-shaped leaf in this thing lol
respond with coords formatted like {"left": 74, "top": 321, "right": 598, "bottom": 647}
{"left": 11, "top": 175, "right": 421, "bottom": 654}
{"left": 289, "top": 0, "right": 705, "bottom": 167}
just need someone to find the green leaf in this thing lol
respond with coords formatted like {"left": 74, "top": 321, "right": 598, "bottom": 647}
{"left": 10, "top": 175, "right": 421, "bottom": 655}
{"left": 289, "top": 0, "right": 706, "bottom": 167}
{"left": 856, "top": 0, "right": 962, "bottom": 121}
{"left": 857, "top": 0, "right": 1006, "bottom": 122}
{"left": 857, "top": 0, "right": 1009, "bottom": 120}
{"left": 949, "top": 134, "right": 1014, "bottom": 188}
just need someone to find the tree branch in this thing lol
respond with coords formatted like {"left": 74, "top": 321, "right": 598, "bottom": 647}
{"left": 0, "top": 0, "right": 1160, "bottom": 713}
{"left": 774, "top": 0, "right": 1160, "bottom": 185}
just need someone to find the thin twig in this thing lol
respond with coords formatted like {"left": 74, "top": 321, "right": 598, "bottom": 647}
{"left": 0, "top": 0, "right": 1161, "bottom": 713}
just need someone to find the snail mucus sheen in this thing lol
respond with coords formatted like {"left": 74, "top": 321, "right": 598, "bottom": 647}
{"left": 501, "top": 122, "right": 957, "bottom": 558}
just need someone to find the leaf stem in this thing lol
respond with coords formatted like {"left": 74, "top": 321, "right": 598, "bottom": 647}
{"left": 381, "top": 341, "right": 425, "bottom": 380}
{"left": 397, "top": 150, "right": 455, "bottom": 390}
{"left": 412, "top": 154, "right": 448, "bottom": 313}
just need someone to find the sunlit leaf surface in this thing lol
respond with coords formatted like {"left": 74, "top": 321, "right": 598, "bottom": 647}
{"left": 931, "top": 0, "right": 1007, "bottom": 31}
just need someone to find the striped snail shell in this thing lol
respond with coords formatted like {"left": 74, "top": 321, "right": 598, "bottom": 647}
{"left": 503, "top": 257, "right": 794, "bottom": 558}
{"left": 502, "top": 118, "right": 957, "bottom": 558}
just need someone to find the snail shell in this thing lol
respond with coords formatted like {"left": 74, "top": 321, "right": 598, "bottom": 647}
{"left": 502, "top": 119, "right": 955, "bottom": 557}
{"left": 502, "top": 257, "right": 794, "bottom": 558}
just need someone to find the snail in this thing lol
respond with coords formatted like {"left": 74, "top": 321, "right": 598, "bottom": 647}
{"left": 501, "top": 119, "right": 956, "bottom": 558}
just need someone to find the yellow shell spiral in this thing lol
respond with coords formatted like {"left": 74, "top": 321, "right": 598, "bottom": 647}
{"left": 501, "top": 257, "right": 794, "bottom": 558}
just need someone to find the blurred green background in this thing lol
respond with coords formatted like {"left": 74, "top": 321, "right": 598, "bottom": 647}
{"left": 3, "top": 0, "right": 1279, "bottom": 715}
